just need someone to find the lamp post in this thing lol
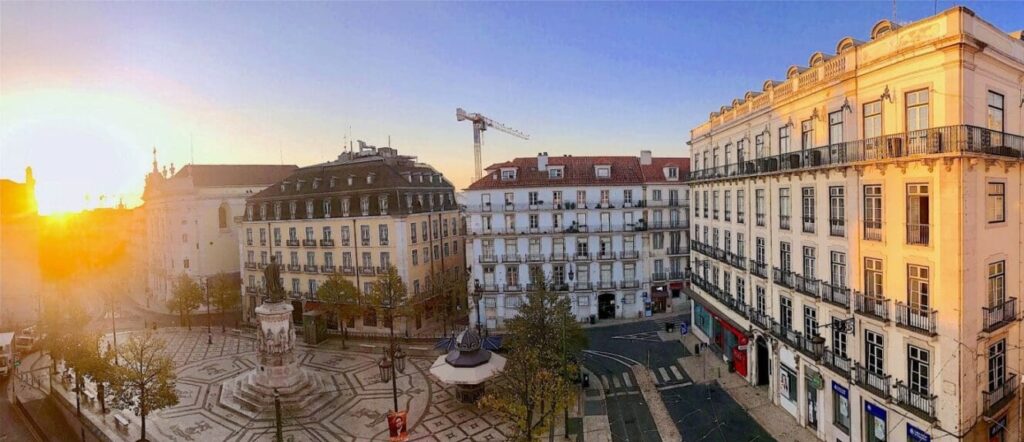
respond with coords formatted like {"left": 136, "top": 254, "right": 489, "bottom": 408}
{"left": 472, "top": 279, "right": 483, "bottom": 334}
{"left": 205, "top": 277, "right": 213, "bottom": 345}
{"left": 377, "top": 290, "right": 407, "bottom": 412}
{"left": 563, "top": 266, "right": 574, "bottom": 438}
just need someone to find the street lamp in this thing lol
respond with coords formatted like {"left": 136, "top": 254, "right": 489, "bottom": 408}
{"left": 204, "top": 277, "right": 213, "bottom": 345}
{"left": 378, "top": 284, "right": 407, "bottom": 412}
{"left": 472, "top": 278, "right": 483, "bottom": 334}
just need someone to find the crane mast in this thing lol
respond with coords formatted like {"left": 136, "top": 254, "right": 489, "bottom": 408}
{"left": 456, "top": 108, "right": 529, "bottom": 182}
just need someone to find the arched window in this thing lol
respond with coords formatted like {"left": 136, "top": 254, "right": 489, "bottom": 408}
{"left": 218, "top": 203, "right": 230, "bottom": 228}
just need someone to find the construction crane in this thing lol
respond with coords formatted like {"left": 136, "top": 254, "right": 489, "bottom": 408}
{"left": 456, "top": 108, "right": 529, "bottom": 182}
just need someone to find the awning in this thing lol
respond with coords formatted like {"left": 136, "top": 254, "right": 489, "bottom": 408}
{"left": 683, "top": 286, "right": 750, "bottom": 337}
{"left": 669, "top": 282, "right": 685, "bottom": 289}
{"left": 651, "top": 291, "right": 669, "bottom": 299}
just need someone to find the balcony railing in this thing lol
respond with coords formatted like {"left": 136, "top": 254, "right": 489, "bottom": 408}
{"left": 244, "top": 262, "right": 258, "bottom": 270}
{"left": 895, "top": 382, "right": 936, "bottom": 419}
{"left": 286, "top": 264, "right": 301, "bottom": 272}
{"left": 286, "top": 239, "right": 300, "bottom": 247}
{"left": 983, "top": 374, "right": 1019, "bottom": 416}
{"left": 906, "top": 223, "right": 930, "bottom": 245}
{"left": 621, "top": 280, "right": 640, "bottom": 289}
{"left": 829, "top": 218, "right": 845, "bottom": 237}
{"left": 686, "top": 125, "right": 1024, "bottom": 183}
{"left": 596, "top": 252, "right": 616, "bottom": 261}
{"left": 480, "top": 283, "right": 499, "bottom": 292}
{"left": 320, "top": 265, "right": 336, "bottom": 274}
{"left": 594, "top": 281, "right": 615, "bottom": 290}
{"left": 652, "top": 272, "right": 668, "bottom": 282}
{"left": 245, "top": 286, "right": 258, "bottom": 294}
{"left": 750, "top": 260, "right": 768, "bottom": 279}
{"left": 667, "top": 247, "right": 688, "bottom": 256}
{"left": 504, "top": 283, "right": 522, "bottom": 292}
{"left": 574, "top": 282, "right": 593, "bottom": 291}
{"left": 983, "top": 298, "right": 1018, "bottom": 332}
{"left": 303, "top": 264, "right": 318, "bottom": 273}
{"left": 802, "top": 216, "right": 815, "bottom": 233}
{"left": 501, "top": 254, "right": 522, "bottom": 263}
{"left": 551, "top": 282, "right": 570, "bottom": 292}
{"left": 257, "top": 262, "right": 268, "bottom": 270}
{"left": 794, "top": 274, "right": 820, "bottom": 298}
{"left": 821, "top": 282, "right": 851, "bottom": 308}
{"left": 479, "top": 255, "right": 498, "bottom": 264}
{"left": 246, "top": 239, "right": 254, "bottom": 246}
{"left": 573, "top": 253, "right": 592, "bottom": 262}
{"left": 358, "top": 267, "right": 376, "bottom": 276}
{"left": 319, "top": 239, "right": 335, "bottom": 247}
{"left": 726, "top": 252, "right": 745, "bottom": 270}
{"left": 620, "top": 250, "right": 640, "bottom": 260}
{"left": 669, "top": 271, "right": 686, "bottom": 281}
{"left": 550, "top": 252, "right": 568, "bottom": 261}
{"left": 779, "top": 215, "right": 791, "bottom": 230}
{"left": 526, "top": 253, "right": 546, "bottom": 262}
{"left": 340, "top": 266, "right": 356, "bottom": 275}
{"left": 772, "top": 267, "right": 796, "bottom": 289}
{"left": 864, "top": 220, "right": 882, "bottom": 241}
{"left": 854, "top": 292, "right": 890, "bottom": 321}
{"left": 895, "top": 302, "right": 937, "bottom": 335}
{"left": 750, "top": 310, "right": 772, "bottom": 331}
{"left": 822, "top": 349, "right": 853, "bottom": 377}
{"left": 302, "top": 239, "right": 317, "bottom": 247}
{"left": 855, "top": 364, "right": 891, "bottom": 400}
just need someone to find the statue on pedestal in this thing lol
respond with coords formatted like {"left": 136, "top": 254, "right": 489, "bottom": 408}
{"left": 264, "top": 256, "right": 285, "bottom": 303}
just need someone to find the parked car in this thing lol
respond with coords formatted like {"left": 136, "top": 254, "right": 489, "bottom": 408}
{"left": 14, "top": 326, "right": 39, "bottom": 355}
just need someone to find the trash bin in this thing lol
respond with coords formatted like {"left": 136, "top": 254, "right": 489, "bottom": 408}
{"left": 589, "top": 315, "right": 596, "bottom": 325}
{"left": 582, "top": 373, "right": 590, "bottom": 389}
{"left": 694, "top": 343, "right": 700, "bottom": 355}
{"left": 665, "top": 322, "right": 675, "bottom": 333}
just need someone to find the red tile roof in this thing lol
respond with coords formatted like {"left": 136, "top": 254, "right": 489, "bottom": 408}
{"left": 467, "top": 155, "right": 688, "bottom": 190}
{"left": 640, "top": 157, "right": 691, "bottom": 183}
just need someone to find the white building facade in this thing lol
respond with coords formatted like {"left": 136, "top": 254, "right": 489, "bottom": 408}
{"left": 143, "top": 159, "right": 297, "bottom": 304}
{"left": 686, "top": 8, "right": 1023, "bottom": 442}
{"left": 464, "top": 152, "right": 689, "bottom": 330}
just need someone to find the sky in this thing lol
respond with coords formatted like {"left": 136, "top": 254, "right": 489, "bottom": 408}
{"left": 2, "top": 1, "right": 1023, "bottom": 214}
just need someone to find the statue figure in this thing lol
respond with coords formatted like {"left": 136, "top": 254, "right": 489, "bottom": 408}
{"left": 264, "top": 256, "right": 285, "bottom": 302}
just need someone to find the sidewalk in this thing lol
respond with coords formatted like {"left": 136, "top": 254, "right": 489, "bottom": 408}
{"left": 677, "top": 333, "right": 817, "bottom": 442}
{"left": 581, "top": 301, "right": 691, "bottom": 330}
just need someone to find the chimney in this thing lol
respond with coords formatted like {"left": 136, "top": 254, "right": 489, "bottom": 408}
{"left": 640, "top": 150, "right": 652, "bottom": 165}
{"left": 537, "top": 152, "right": 549, "bottom": 171}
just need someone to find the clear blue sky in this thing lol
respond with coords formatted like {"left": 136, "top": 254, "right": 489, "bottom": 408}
{"left": 2, "top": 1, "right": 1022, "bottom": 213}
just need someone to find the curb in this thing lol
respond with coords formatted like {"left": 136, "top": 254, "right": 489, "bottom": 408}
{"left": 629, "top": 365, "right": 681, "bottom": 441}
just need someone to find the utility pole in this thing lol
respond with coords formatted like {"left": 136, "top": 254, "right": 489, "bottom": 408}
{"left": 206, "top": 278, "right": 213, "bottom": 345}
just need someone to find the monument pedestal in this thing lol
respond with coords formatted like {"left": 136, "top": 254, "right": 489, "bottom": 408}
{"left": 218, "top": 301, "right": 328, "bottom": 418}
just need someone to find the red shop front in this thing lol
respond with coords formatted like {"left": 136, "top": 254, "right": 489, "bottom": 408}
{"left": 709, "top": 312, "right": 748, "bottom": 377}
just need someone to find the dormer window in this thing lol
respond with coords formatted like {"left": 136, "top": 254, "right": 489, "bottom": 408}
{"left": 360, "top": 196, "right": 370, "bottom": 215}
{"left": 367, "top": 173, "right": 375, "bottom": 184}
{"left": 289, "top": 201, "right": 298, "bottom": 218}
{"left": 595, "top": 165, "right": 611, "bottom": 178}
{"left": 402, "top": 172, "right": 411, "bottom": 183}
{"left": 312, "top": 178, "right": 321, "bottom": 189}
{"left": 341, "top": 197, "right": 350, "bottom": 216}
{"left": 280, "top": 181, "right": 288, "bottom": 192}
{"left": 306, "top": 200, "right": 314, "bottom": 219}
{"left": 274, "top": 202, "right": 283, "bottom": 220}
{"left": 246, "top": 205, "right": 254, "bottom": 221}
{"left": 406, "top": 194, "right": 413, "bottom": 208}
{"left": 347, "top": 176, "right": 354, "bottom": 186}
{"left": 323, "top": 199, "right": 332, "bottom": 217}
{"left": 379, "top": 195, "right": 389, "bottom": 214}
{"left": 329, "top": 177, "right": 337, "bottom": 188}
{"left": 500, "top": 168, "right": 517, "bottom": 180}
{"left": 260, "top": 203, "right": 268, "bottom": 220}
{"left": 666, "top": 167, "right": 679, "bottom": 180}
{"left": 418, "top": 174, "right": 424, "bottom": 183}
{"left": 295, "top": 180, "right": 303, "bottom": 191}
{"left": 548, "top": 167, "right": 564, "bottom": 179}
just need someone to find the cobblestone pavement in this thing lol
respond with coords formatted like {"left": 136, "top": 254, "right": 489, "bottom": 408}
{"left": 33, "top": 329, "right": 515, "bottom": 442}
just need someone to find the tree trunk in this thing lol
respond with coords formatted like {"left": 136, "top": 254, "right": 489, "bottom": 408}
{"left": 140, "top": 387, "right": 147, "bottom": 442}
{"left": 74, "top": 375, "right": 81, "bottom": 417}
{"left": 221, "top": 306, "right": 226, "bottom": 332}
{"left": 340, "top": 314, "right": 347, "bottom": 349}
{"left": 98, "top": 383, "right": 106, "bottom": 414}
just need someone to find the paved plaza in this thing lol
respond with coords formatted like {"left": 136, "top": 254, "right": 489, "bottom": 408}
{"left": 28, "top": 328, "right": 517, "bottom": 442}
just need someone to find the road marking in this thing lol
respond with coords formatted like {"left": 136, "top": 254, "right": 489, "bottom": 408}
{"left": 613, "top": 376, "right": 622, "bottom": 389}
{"left": 657, "top": 381, "right": 694, "bottom": 391}
{"left": 649, "top": 369, "right": 660, "bottom": 384}
{"left": 605, "top": 390, "right": 642, "bottom": 398}
{"left": 671, "top": 366, "right": 684, "bottom": 380}
{"left": 658, "top": 367, "right": 670, "bottom": 381}
{"left": 600, "top": 375, "right": 610, "bottom": 389}
{"left": 622, "top": 373, "right": 633, "bottom": 388}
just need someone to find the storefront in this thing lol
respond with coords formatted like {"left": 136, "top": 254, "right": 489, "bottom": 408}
{"left": 907, "top": 423, "right": 931, "bottom": 442}
{"left": 864, "top": 401, "right": 888, "bottom": 442}
{"left": 692, "top": 302, "right": 748, "bottom": 376}
{"left": 651, "top": 285, "right": 668, "bottom": 313}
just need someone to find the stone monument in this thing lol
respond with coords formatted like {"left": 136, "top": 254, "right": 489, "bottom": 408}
{"left": 219, "top": 256, "right": 329, "bottom": 417}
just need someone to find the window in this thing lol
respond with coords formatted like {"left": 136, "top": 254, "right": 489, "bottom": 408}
{"left": 780, "top": 366, "right": 798, "bottom": 402}
{"left": 183, "top": 258, "right": 190, "bottom": 269}
{"left": 380, "top": 252, "right": 391, "bottom": 269}
{"left": 829, "top": 186, "right": 845, "bottom": 236}
{"left": 737, "top": 232, "right": 745, "bottom": 258}
{"left": 906, "top": 90, "right": 930, "bottom": 149}
{"left": 801, "top": 187, "right": 815, "bottom": 233}
{"left": 907, "top": 264, "right": 930, "bottom": 310}
{"left": 988, "top": 261, "right": 1005, "bottom": 307}
{"left": 906, "top": 184, "right": 929, "bottom": 245}
{"left": 576, "top": 190, "right": 587, "bottom": 206}
{"left": 756, "top": 286, "right": 766, "bottom": 313}
{"left": 360, "top": 225, "right": 370, "bottom": 246}
{"left": 833, "top": 383, "right": 850, "bottom": 433}
{"left": 755, "top": 237, "right": 765, "bottom": 264}
{"left": 830, "top": 251, "right": 847, "bottom": 288}
{"left": 322, "top": 226, "right": 332, "bottom": 241}
{"left": 780, "top": 242, "right": 791, "bottom": 272}
{"left": 724, "top": 191, "right": 731, "bottom": 221}
{"left": 802, "top": 246, "right": 816, "bottom": 279}
{"left": 712, "top": 191, "right": 719, "bottom": 219}
{"left": 864, "top": 258, "right": 883, "bottom": 297}
{"left": 779, "top": 126, "right": 791, "bottom": 154}
{"left": 549, "top": 167, "right": 564, "bottom": 179}
{"left": 988, "top": 91, "right": 1005, "bottom": 132}
{"left": 736, "top": 190, "right": 745, "bottom": 224}
{"left": 987, "top": 182, "right": 1005, "bottom": 223}
{"left": 528, "top": 191, "right": 539, "bottom": 205}
{"left": 246, "top": 228, "right": 253, "bottom": 245}
{"left": 804, "top": 306, "right": 818, "bottom": 336}
{"left": 360, "top": 196, "right": 369, "bottom": 215}
{"left": 379, "top": 225, "right": 389, "bottom": 246}
{"left": 865, "top": 331, "right": 884, "bottom": 375}
{"left": 552, "top": 191, "right": 563, "bottom": 206}
{"left": 306, "top": 251, "right": 315, "bottom": 266}
{"left": 801, "top": 119, "right": 814, "bottom": 150}
{"left": 411, "top": 250, "right": 418, "bottom": 266}
{"left": 863, "top": 185, "right": 882, "bottom": 240}
{"left": 832, "top": 316, "right": 848, "bottom": 358}
{"left": 988, "top": 340, "right": 1006, "bottom": 392}
{"left": 778, "top": 188, "right": 791, "bottom": 230}
{"left": 623, "top": 189, "right": 633, "bottom": 205}
{"left": 755, "top": 189, "right": 765, "bottom": 226}
{"left": 323, "top": 199, "right": 332, "bottom": 217}
{"left": 290, "top": 251, "right": 299, "bottom": 265}
{"left": 828, "top": 110, "right": 843, "bottom": 145}
{"left": 863, "top": 100, "right": 882, "bottom": 139}
{"left": 500, "top": 169, "right": 516, "bottom": 180}
{"left": 908, "top": 345, "right": 930, "bottom": 395}
{"left": 780, "top": 296, "right": 793, "bottom": 330}
{"left": 305, "top": 226, "right": 315, "bottom": 241}
{"left": 596, "top": 166, "right": 611, "bottom": 178}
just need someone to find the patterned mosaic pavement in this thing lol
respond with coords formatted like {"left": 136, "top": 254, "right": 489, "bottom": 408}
{"left": 114, "top": 329, "right": 514, "bottom": 442}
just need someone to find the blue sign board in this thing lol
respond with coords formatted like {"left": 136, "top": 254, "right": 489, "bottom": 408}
{"left": 831, "top": 381, "right": 849, "bottom": 398}
{"left": 865, "top": 401, "right": 887, "bottom": 420}
{"left": 907, "top": 424, "right": 931, "bottom": 442}
{"left": 680, "top": 322, "right": 689, "bottom": 335}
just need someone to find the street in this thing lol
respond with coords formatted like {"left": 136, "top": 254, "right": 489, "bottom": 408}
{"left": 1, "top": 377, "right": 37, "bottom": 442}
{"left": 583, "top": 312, "right": 774, "bottom": 442}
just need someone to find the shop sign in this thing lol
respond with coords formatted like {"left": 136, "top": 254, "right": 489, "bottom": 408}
{"left": 805, "top": 369, "right": 824, "bottom": 390}
{"left": 907, "top": 423, "right": 931, "bottom": 442}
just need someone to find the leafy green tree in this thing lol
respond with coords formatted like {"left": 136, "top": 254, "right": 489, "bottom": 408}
{"left": 366, "top": 266, "right": 412, "bottom": 332}
{"left": 315, "top": 274, "right": 361, "bottom": 348}
{"left": 111, "top": 331, "right": 179, "bottom": 442}
{"left": 167, "top": 274, "right": 202, "bottom": 330}
{"left": 425, "top": 267, "right": 469, "bottom": 336}
{"left": 209, "top": 272, "right": 242, "bottom": 331}
{"left": 478, "top": 345, "right": 570, "bottom": 440}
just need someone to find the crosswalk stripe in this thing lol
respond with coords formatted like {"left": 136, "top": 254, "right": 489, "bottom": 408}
{"left": 623, "top": 373, "right": 633, "bottom": 388}
{"left": 671, "top": 366, "right": 684, "bottom": 380}
{"left": 649, "top": 369, "right": 660, "bottom": 384}
{"left": 613, "top": 376, "right": 622, "bottom": 388}
{"left": 658, "top": 367, "right": 670, "bottom": 382}
{"left": 600, "top": 375, "right": 610, "bottom": 389}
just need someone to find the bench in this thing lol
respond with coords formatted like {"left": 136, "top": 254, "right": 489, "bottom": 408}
{"left": 114, "top": 413, "right": 130, "bottom": 430}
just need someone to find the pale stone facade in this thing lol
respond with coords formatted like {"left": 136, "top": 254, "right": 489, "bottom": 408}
{"left": 463, "top": 151, "right": 689, "bottom": 329}
{"left": 0, "top": 168, "right": 40, "bottom": 330}
{"left": 686, "top": 7, "right": 1023, "bottom": 442}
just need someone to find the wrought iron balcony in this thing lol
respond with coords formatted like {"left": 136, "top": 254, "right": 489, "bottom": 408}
{"left": 574, "top": 282, "right": 593, "bottom": 291}
{"left": 286, "top": 264, "right": 301, "bottom": 272}
{"left": 257, "top": 262, "right": 268, "bottom": 270}
{"left": 620, "top": 250, "right": 640, "bottom": 260}
{"left": 652, "top": 272, "right": 668, "bottom": 282}
{"left": 550, "top": 252, "right": 568, "bottom": 262}
{"left": 821, "top": 282, "right": 851, "bottom": 308}
{"left": 983, "top": 373, "right": 1018, "bottom": 417}
{"left": 725, "top": 252, "right": 745, "bottom": 270}
{"left": 667, "top": 247, "right": 689, "bottom": 256}
{"left": 686, "top": 125, "right": 1024, "bottom": 184}
{"left": 863, "top": 220, "right": 882, "bottom": 241}
{"left": 750, "top": 310, "right": 772, "bottom": 331}
{"left": 799, "top": 333, "right": 825, "bottom": 359}
{"left": 303, "top": 265, "right": 319, "bottom": 273}
{"left": 286, "top": 239, "right": 300, "bottom": 247}
{"left": 526, "top": 253, "right": 546, "bottom": 262}
{"left": 596, "top": 281, "right": 616, "bottom": 290}
{"left": 501, "top": 254, "right": 522, "bottom": 263}
{"left": 504, "top": 283, "right": 522, "bottom": 292}
{"left": 479, "top": 255, "right": 499, "bottom": 264}
{"left": 340, "top": 266, "right": 356, "bottom": 275}
{"left": 320, "top": 265, "right": 336, "bottom": 274}
{"left": 244, "top": 262, "right": 258, "bottom": 270}
{"left": 750, "top": 260, "right": 768, "bottom": 279}
{"left": 319, "top": 239, "right": 335, "bottom": 247}
{"left": 794, "top": 274, "right": 820, "bottom": 298}
{"left": 829, "top": 218, "right": 845, "bottom": 237}
{"left": 854, "top": 364, "right": 891, "bottom": 400}
{"left": 822, "top": 349, "right": 853, "bottom": 378}
{"left": 854, "top": 292, "right": 890, "bottom": 322}
{"left": 620, "top": 280, "right": 640, "bottom": 289}
{"left": 480, "top": 283, "right": 499, "bottom": 292}
{"left": 669, "top": 271, "right": 686, "bottom": 281}
{"left": 358, "top": 267, "right": 376, "bottom": 276}
{"left": 772, "top": 267, "right": 796, "bottom": 289}
{"left": 906, "top": 223, "right": 930, "bottom": 245}
{"left": 895, "top": 302, "right": 938, "bottom": 335}
{"left": 779, "top": 215, "right": 791, "bottom": 230}
{"left": 983, "top": 297, "right": 1018, "bottom": 333}
{"left": 572, "top": 253, "right": 592, "bottom": 262}
{"left": 596, "top": 251, "right": 616, "bottom": 261}
{"left": 302, "top": 239, "right": 317, "bottom": 247}
{"left": 551, "top": 282, "right": 570, "bottom": 292}
{"left": 246, "top": 239, "right": 254, "bottom": 246}
{"left": 895, "top": 382, "right": 936, "bottom": 420}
